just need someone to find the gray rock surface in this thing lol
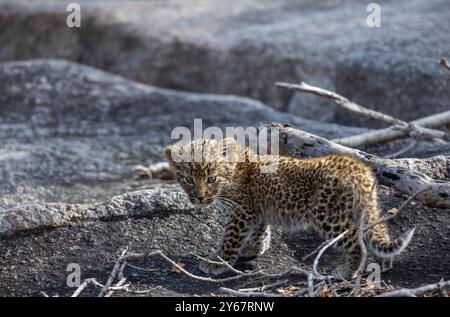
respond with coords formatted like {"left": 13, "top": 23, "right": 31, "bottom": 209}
{"left": 0, "top": 59, "right": 448, "bottom": 296}
{"left": 1, "top": 0, "right": 449, "bottom": 123}
{"left": 0, "top": 59, "right": 364, "bottom": 209}
{"left": 0, "top": 184, "right": 448, "bottom": 296}
{"left": 0, "top": 187, "right": 190, "bottom": 237}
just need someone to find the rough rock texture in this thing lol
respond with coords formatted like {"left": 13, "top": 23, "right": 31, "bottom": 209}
{"left": 0, "top": 184, "right": 449, "bottom": 296}
{"left": 0, "top": 59, "right": 364, "bottom": 209}
{"left": 1, "top": 0, "right": 449, "bottom": 123}
{"left": 0, "top": 187, "right": 190, "bottom": 237}
{"left": 0, "top": 59, "right": 448, "bottom": 296}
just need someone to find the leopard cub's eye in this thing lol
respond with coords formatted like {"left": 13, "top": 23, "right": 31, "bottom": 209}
{"left": 184, "top": 176, "right": 194, "bottom": 184}
{"left": 207, "top": 176, "right": 217, "bottom": 184}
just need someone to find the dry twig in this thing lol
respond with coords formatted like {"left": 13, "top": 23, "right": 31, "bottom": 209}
{"left": 334, "top": 111, "right": 450, "bottom": 148}
{"left": 276, "top": 82, "right": 403, "bottom": 126}
{"left": 377, "top": 280, "right": 450, "bottom": 297}
{"left": 384, "top": 140, "right": 417, "bottom": 159}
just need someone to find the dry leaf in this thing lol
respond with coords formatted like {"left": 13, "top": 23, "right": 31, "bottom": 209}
{"left": 387, "top": 207, "right": 398, "bottom": 215}
{"left": 276, "top": 285, "right": 300, "bottom": 294}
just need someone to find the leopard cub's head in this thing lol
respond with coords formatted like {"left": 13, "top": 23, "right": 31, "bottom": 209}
{"left": 164, "top": 138, "right": 239, "bottom": 207}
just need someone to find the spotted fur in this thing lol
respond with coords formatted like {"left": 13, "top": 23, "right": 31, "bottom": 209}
{"left": 164, "top": 138, "right": 415, "bottom": 279}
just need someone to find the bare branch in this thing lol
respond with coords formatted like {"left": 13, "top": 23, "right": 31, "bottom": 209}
{"left": 438, "top": 279, "right": 449, "bottom": 297}
{"left": 384, "top": 140, "right": 417, "bottom": 159}
{"left": 117, "top": 250, "right": 280, "bottom": 284}
{"left": 302, "top": 240, "right": 330, "bottom": 262}
{"left": 276, "top": 81, "right": 450, "bottom": 147}
{"left": 98, "top": 248, "right": 128, "bottom": 297}
{"left": 64, "top": 239, "right": 449, "bottom": 297}
{"left": 276, "top": 82, "right": 404, "bottom": 126}
{"left": 191, "top": 253, "right": 247, "bottom": 276}
{"left": 126, "top": 263, "right": 159, "bottom": 272}
{"left": 353, "top": 183, "right": 376, "bottom": 296}
{"left": 334, "top": 111, "right": 450, "bottom": 148}
{"left": 238, "top": 279, "right": 289, "bottom": 292}
{"left": 105, "top": 278, "right": 127, "bottom": 297}
{"left": 219, "top": 287, "right": 281, "bottom": 297}
{"left": 312, "top": 230, "right": 349, "bottom": 278}
{"left": 72, "top": 278, "right": 104, "bottom": 297}
{"left": 377, "top": 280, "right": 450, "bottom": 297}
{"left": 307, "top": 273, "right": 314, "bottom": 297}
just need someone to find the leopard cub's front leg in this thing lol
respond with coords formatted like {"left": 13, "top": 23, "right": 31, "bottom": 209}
{"left": 199, "top": 215, "right": 255, "bottom": 275}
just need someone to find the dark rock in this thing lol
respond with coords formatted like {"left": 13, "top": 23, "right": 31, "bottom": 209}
{"left": 0, "top": 59, "right": 364, "bottom": 208}
{"left": 1, "top": 0, "right": 449, "bottom": 121}
{"left": 0, "top": 186, "right": 191, "bottom": 237}
{"left": 0, "top": 184, "right": 448, "bottom": 296}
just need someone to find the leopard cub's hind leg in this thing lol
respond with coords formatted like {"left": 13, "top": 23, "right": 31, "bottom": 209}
{"left": 238, "top": 221, "right": 271, "bottom": 262}
{"left": 334, "top": 228, "right": 363, "bottom": 280}
{"left": 311, "top": 185, "right": 364, "bottom": 280}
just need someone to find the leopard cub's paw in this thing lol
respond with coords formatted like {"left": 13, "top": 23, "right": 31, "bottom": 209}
{"left": 199, "top": 259, "right": 228, "bottom": 275}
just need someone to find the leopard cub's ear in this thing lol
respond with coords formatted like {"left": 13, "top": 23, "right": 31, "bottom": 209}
{"left": 164, "top": 144, "right": 183, "bottom": 164}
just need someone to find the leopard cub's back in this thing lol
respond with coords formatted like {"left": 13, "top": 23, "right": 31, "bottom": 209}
{"left": 245, "top": 154, "right": 376, "bottom": 226}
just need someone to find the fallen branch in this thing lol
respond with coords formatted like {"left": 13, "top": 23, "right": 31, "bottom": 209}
{"left": 191, "top": 253, "right": 246, "bottom": 276}
{"left": 73, "top": 278, "right": 104, "bottom": 297}
{"left": 377, "top": 280, "right": 450, "bottom": 297}
{"left": 105, "top": 278, "right": 127, "bottom": 297}
{"left": 267, "top": 124, "right": 450, "bottom": 208}
{"left": 125, "top": 263, "right": 159, "bottom": 272}
{"left": 69, "top": 249, "right": 314, "bottom": 297}
{"left": 384, "top": 140, "right": 417, "bottom": 159}
{"left": 98, "top": 248, "right": 128, "bottom": 297}
{"left": 381, "top": 155, "right": 449, "bottom": 180}
{"left": 238, "top": 279, "right": 289, "bottom": 292}
{"left": 302, "top": 240, "right": 330, "bottom": 262}
{"left": 64, "top": 241, "right": 449, "bottom": 297}
{"left": 120, "top": 250, "right": 262, "bottom": 284}
{"left": 312, "top": 230, "right": 349, "bottom": 278}
{"left": 218, "top": 287, "right": 281, "bottom": 297}
{"left": 276, "top": 81, "right": 404, "bottom": 126}
{"left": 333, "top": 111, "right": 450, "bottom": 148}
{"left": 352, "top": 183, "right": 376, "bottom": 296}
{"left": 275, "top": 82, "right": 450, "bottom": 147}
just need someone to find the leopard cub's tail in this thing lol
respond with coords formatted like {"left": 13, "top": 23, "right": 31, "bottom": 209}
{"left": 365, "top": 225, "right": 415, "bottom": 258}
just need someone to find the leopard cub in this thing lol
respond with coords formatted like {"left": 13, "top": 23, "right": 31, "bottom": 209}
{"left": 164, "top": 138, "right": 415, "bottom": 279}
